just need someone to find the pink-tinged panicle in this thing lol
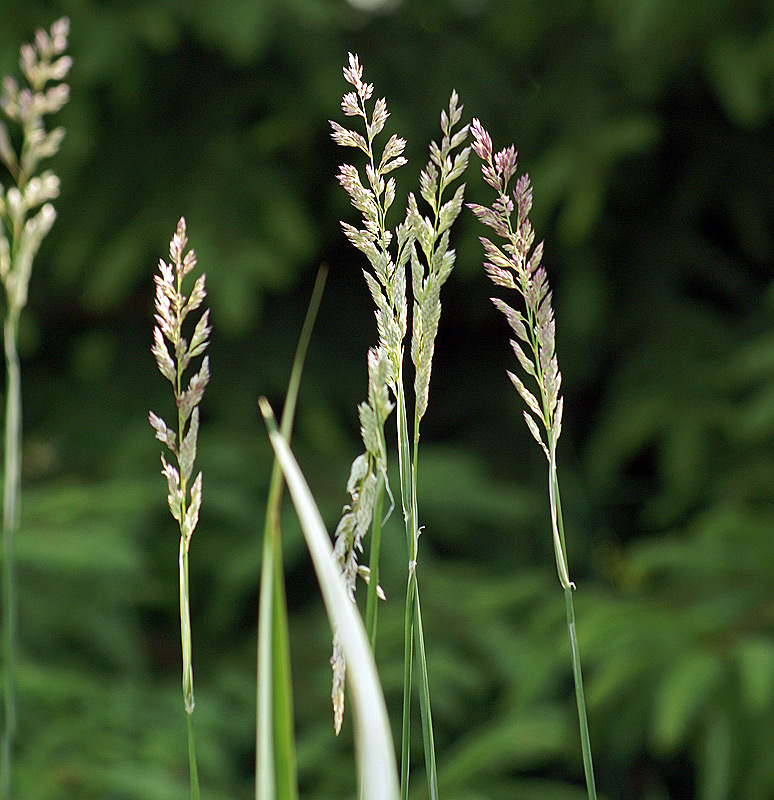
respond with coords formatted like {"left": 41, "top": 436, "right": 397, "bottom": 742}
{"left": 330, "top": 120, "right": 367, "bottom": 151}
{"left": 341, "top": 91, "right": 360, "bottom": 117}
{"left": 513, "top": 173, "right": 533, "bottom": 226}
{"left": 150, "top": 218, "right": 210, "bottom": 729}
{"left": 468, "top": 120, "right": 563, "bottom": 461}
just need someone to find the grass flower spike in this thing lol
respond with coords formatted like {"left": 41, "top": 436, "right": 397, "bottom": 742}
{"left": 0, "top": 19, "right": 71, "bottom": 799}
{"left": 332, "top": 53, "right": 411, "bottom": 386}
{"left": 150, "top": 217, "right": 211, "bottom": 800}
{"left": 333, "top": 54, "right": 469, "bottom": 800}
{"left": 468, "top": 119, "right": 597, "bottom": 800}
{"left": 467, "top": 119, "right": 568, "bottom": 587}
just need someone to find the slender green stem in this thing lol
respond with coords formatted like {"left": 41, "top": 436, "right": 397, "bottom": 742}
{"left": 180, "top": 541, "right": 200, "bottom": 799}
{"left": 396, "top": 373, "right": 416, "bottom": 800}
{"left": 186, "top": 710, "right": 201, "bottom": 800}
{"left": 396, "top": 362, "right": 440, "bottom": 800}
{"left": 552, "top": 467, "right": 596, "bottom": 800}
{"left": 1, "top": 311, "right": 20, "bottom": 800}
{"left": 179, "top": 541, "right": 195, "bottom": 714}
{"left": 412, "top": 580, "right": 438, "bottom": 800}
{"left": 400, "top": 572, "right": 414, "bottom": 800}
{"left": 564, "top": 587, "right": 596, "bottom": 800}
{"left": 364, "top": 472, "right": 385, "bottom": 649}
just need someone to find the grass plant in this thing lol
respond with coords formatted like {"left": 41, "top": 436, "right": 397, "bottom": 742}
{"left": 331, "top": 54, "right": 469, "bottom": 800}
{"left": 150, "top": 218, "right": 212, "bottom": 800}
{"left": 0, "top": 19, "right": 71, "bottom": 799}
{"left": 468, "top": 119, "right": 597, "bottom": 799}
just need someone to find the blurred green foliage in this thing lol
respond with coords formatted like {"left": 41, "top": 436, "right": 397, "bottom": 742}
{"left": 1, "top": 0, "right": 774, "bottom": 798}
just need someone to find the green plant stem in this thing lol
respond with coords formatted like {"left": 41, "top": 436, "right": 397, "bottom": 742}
{"left": 179, "top": 540, "right": 195, "bottom": 714}
{"left": 399, "top": 571, "right": 414, "bottom": 800}
{"left": 186, "top": 710, "right": 201, "bottom": 800}
{"left": 364, "top": 472, "right": 385, "bottom": 649}
{"left": 396, "top": 372, "right": 414, "bottom": 800}
{"left": 412, "top": 580, "right": 438, "bottom": 800}
{"left": 552, "top": 467, "right": 596, "bottom": 800}
{"left": 396, "top": 367, "right": 439, "bottom": 800}
{"left": 180, "top": 540, "right": 200, "bottom": 800}
{"left": 1, "top": 311, "right": 20, "bottom": 800}
{"left": 564, "top": 587, "right": 596, "bottom": 800}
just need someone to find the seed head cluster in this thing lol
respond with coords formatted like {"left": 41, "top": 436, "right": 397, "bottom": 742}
{"left": 0, "top": 17, "right": 71, "bottom": 317}
{"left": 329, "top": 53, "right": 469, "bottom": 734}
{"left": 149, "top": 218, "right": 211, "bottom": 545}
{"left": 149, "top": 218, "right": 211, "bottom": 715}
{"left": 330, "top": 347, "right": 392, "bottom": 734}
{"left": 468, "top": 119, "right": 563, "bottom": 462}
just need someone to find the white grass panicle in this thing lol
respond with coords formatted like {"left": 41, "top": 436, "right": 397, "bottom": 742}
{"left": 0, "top": 19, "right": 71, "bottom": 800}
{"left": 331, "top": 53, "right": 411, "bottom": 385}
{"left": 408, "top": 91, "right": 470, "bottom": 426}
{"left": 466, "top": 120, "right": 569, "bottom": 585}
{"left": 0, "top": 17, "right": 71, "bottom": 315}
{"left": 332, "top": 53, "right": 469, "bottom": 800}
{"left": 149, "top": 218, "right": 211, "bottom": 800}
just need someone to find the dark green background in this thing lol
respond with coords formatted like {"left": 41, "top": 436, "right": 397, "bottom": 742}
{"left": 2, "top": 1, "right": 774, "bottom": 798}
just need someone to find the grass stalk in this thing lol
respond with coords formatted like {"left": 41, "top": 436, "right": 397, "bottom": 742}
{"left": 469, "top": 118, "right": 598, "bottom": 799}
{"left": 332, "top": 57, "right": 469, "bottom": 798}
{"left": 150, "top": 218, "right": 212, "bottom": 800}
{"left": 256, "top": 267, "right": 326, "bottom": 800}
{"left": 364, "top": 471, "right": 385, "bottom": 648}
{"left": 179, "top": 533, "right": 200, "bottom": 798}
{"left": 553, "top": 468, "right": 596, "bottom": 800}
{"left": 186, "top": 689, "right": 201, "bottom": 800}
{"left": 1, "top": 313, "right": 20, "bottom": 800}
{"left": 399, "top": 571, "right": 414, "bottom": 800}
{"left": 396, "top": 374, "right": 416, "bottom": 800}
{"left": 0, "top": 20, "right": 71, "bottom": 797}
{"left": 412, "top": 580, "right": 438, "bottom": 800}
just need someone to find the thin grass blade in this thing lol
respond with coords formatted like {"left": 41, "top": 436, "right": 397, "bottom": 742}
{"left": 256, "top": 268, "right": 327, "bottom": 800}
{"left": 413, "top": 580, "right": 439, "bottom": 800}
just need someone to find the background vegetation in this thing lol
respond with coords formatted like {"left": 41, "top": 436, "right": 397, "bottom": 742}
{"left": 2, "top": 0, "right": 774, "bottom": 798}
